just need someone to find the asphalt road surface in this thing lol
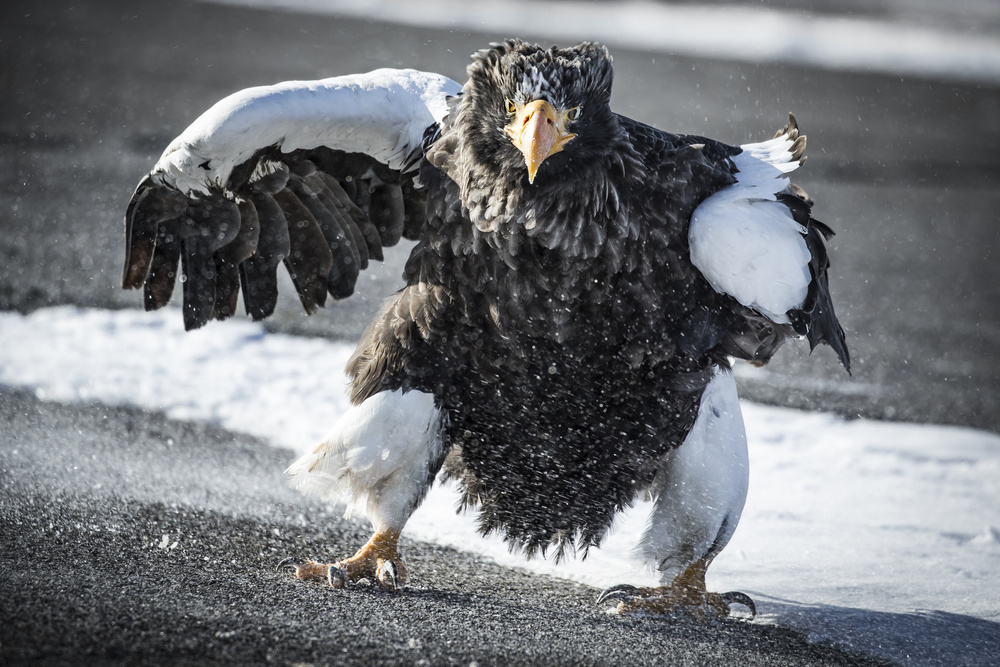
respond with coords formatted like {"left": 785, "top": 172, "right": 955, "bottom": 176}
{"left": 1, "top": 0, "right": 997, "bottom": 664}
{"left": 1, "top": 390, "right": 890, "bottom": 666}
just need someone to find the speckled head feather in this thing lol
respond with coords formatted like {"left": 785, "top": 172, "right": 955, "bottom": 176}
{"left": 468, "top": 39, "right": 615, "bottom": 110}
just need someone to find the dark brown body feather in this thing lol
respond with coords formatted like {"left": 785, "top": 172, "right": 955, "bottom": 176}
{"left": 347, "top": 102, "right": 812, "bottom": 557}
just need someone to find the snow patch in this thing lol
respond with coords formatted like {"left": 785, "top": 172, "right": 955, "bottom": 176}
{"left": 202, "top": 0, "right": 1000, "bottom": 84}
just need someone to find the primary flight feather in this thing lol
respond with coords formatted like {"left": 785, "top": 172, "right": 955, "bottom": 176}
{"left": 123, "top": 39, "right": 849, "bottom": 618}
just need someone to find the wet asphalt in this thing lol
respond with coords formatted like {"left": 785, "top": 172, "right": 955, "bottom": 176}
{"left": 1, "top": 0, "right": 997, "bottom": 664}
{"left": 1, "top": 390, "right": 892, "bottom": 666}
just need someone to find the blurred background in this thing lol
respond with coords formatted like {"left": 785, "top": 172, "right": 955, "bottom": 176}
{"left": 1, "top": 0, "right": 998, "bottom": 431}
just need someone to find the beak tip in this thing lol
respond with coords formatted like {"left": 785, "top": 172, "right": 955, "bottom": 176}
{"left": 509, "top": 99, "right": 574, "bottom": 186}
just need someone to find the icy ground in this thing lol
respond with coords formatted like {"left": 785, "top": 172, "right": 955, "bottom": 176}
{"left": 206, "top": 0, "right": 1000, "bottom": 84}
{"left": 1, "top": 306, "right": 998, "bottom": 666}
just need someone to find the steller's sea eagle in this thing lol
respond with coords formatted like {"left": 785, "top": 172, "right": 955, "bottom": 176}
{"left": 122, "top": 39, "right": 849, "bottom": 619}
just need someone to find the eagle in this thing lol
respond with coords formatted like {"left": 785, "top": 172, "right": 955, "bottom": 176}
{"left": 122, "top": 39, "right": 849, "bottom": 619}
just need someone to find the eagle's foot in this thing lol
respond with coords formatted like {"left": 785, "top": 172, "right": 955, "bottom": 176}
{"left": 597, "top": 560, "right": 755, "bottom": 621}
{"left": 597, "top": 585, "right": 755, "bottom": 620}
{"left": 278, "top": 528, "right": 407, "bottom": 591}
{"left": 277, "top": 556, "right": 330, "bottom": 581}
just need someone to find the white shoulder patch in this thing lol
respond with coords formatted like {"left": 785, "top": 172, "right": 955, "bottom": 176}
{"left": 284, "top": 389, "right": 446, "bottom": 531}
{"left": 688, "top": 138, "right": 811, "bottom": 323}
{"left": 151, "top": 69, "right": 462, "bottom": 197}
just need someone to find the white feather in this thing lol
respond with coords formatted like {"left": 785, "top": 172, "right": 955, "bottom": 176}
{"left": 739, "top": 132, "right": 802, "bottom": 174}
{"left": 688, "top": 134, "right": 811, "bottom": 323}
{"left": 151, "top": 69, "right": 462, "bottom": 197}
{"left": 635, "top": 369, "right": 749, "bottom": 583}
{"left": 284, "top": 389, "right": 446, "bottom": 532}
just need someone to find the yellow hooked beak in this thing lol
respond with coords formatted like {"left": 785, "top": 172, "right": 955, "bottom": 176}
{"left": 504, "top": 99, "right": 576, "bottom": 184}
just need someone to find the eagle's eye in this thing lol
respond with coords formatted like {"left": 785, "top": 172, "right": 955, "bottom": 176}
{"left": 505, "top": 99, "right": 516, "bottom": 115}
{"left": 567, "top": 106, "right": 583, "bottom": 121}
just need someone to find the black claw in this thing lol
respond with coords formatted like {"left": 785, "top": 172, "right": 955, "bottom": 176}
{"left": 721, "top": 591, "right": 757, "bottom": 618}
{"left": 596, "top": 584, "right": 641, "bottom": 605}
{"left": 328, "top": 566, "right": 349, "bottom": 589}
{"left": 377, "top": 560, "right": 398, "bottom": 591}
{"left": 277, "top": 556, "right": 306, "bottom": 571}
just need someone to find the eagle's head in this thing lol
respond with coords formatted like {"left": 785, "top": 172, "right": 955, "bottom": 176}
{"left": 460, "top": 39, "right": 620, "bottom": 187}
{"left": 428, "top": 39, "right": 641, "bottom": 263}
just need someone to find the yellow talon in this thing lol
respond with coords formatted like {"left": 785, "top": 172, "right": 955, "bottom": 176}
{"left": 598, "top": 559, "right": 755, "bottom": 620}
{"left": 279, "top": 528, "right": 407, "bottom": 591}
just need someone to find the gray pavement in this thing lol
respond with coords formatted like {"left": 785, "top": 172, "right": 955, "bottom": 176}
{"left": 1, "top": 0, "right": 998, "bottom": 664}
{"left": 0, "top": 390, "right": 887, "bottom": 666}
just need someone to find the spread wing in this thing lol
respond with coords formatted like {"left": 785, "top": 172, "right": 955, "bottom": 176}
{"left": 122, "top": 69, "right": 462, "bottom": 330}
{"left": 688, "top": 115, "right": 851, "bottom": 372}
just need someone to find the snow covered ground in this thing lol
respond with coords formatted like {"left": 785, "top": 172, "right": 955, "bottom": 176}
{"left": 1, "top": 306, "right": 998, "bottom": 666}
{"left": 206, "top": 0, "right": 1000, "bottom": 84}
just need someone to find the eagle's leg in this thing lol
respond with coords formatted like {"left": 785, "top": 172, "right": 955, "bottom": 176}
{"left": 599, "top": 369, "right": 754, "bottom": 620}
{"left": 279, "top": 527, "right": 406, "bottom": 591}
{"left": 279, "top": 388, "right": 448, "bottom": 593}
